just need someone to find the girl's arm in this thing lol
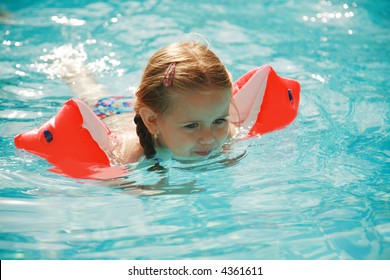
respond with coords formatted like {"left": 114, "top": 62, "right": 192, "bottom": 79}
{"left": 62, "top": 65, "right": 111, "bottom": 107}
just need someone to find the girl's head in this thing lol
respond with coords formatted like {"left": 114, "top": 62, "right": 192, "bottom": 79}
{"left": 134, "top": 41, "right": 233, "bottom": 160}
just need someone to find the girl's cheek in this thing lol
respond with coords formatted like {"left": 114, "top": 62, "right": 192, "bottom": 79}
{"left": 216, "top": 126, "right": 229, "bottom": 140}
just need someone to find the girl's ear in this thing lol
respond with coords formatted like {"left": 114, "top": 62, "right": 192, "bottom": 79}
{"left": 138, "top": 107, "right": 159, "bottom": 134}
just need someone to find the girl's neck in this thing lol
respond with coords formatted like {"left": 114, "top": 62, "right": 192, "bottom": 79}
{"left": 154, "top": 146, "right": 173, "bottom": 161}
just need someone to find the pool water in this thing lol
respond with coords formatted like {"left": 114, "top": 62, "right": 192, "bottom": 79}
{"left": 1, "top": 0, "right": 389, "bottom": 259}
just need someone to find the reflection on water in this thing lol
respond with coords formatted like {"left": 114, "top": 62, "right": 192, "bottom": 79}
{"left": 93, "top": 147, "right": 247, "bottom": 196}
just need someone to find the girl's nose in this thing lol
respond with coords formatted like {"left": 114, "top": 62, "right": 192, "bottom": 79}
{"left": 198, "top": 127, "right": 215, "bottom": 145}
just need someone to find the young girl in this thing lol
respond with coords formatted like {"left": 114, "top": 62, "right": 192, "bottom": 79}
{"left": 63, "top": 41, "right": 237, "bottom": 165}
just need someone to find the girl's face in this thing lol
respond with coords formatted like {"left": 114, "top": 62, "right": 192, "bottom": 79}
{"left": 155, "top": 89, "right": 231, "bottom": 161}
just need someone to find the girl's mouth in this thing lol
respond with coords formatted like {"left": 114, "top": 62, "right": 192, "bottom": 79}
{"left": 195, "top": 150, "right": 212, "bottom": 157}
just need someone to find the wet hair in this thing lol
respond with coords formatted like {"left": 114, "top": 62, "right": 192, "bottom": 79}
{"left": 134, "top": 41, "right": 232, "bottom": 158}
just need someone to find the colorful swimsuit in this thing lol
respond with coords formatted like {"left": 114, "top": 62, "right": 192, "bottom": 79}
{"left": 93, "top": 96, "right": 135, "bottom": 119}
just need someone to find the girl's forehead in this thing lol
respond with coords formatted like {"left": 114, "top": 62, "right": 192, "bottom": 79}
{"left": 166, "top": 88, "right": 231, "bottom": 120}
{"left": 170, "top": 88, "right": 231, "bottom": 106}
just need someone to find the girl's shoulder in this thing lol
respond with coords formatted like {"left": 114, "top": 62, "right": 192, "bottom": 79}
{"left": 102, "top": 113, "right": 145, "bottom": 164}
{"left": 228, "top": 122, "right": 239, "bottom": 138}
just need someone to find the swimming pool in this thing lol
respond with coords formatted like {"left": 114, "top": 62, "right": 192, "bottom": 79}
{"left": 1, "top": 0, "right": 389, "bottom": 259}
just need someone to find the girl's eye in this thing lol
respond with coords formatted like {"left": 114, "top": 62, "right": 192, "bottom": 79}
{"left": 184, "top": 123, "right": 198, "bottom": 129}
{"left": 213, "top": 118, "right": 227, "bottom": 125}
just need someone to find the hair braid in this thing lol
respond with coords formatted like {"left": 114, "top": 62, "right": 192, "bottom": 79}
{"left": 133, "top": 114, "right": 156, "bottom": 159}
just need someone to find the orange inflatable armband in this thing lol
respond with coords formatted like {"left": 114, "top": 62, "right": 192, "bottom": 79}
{"left": 230, "top": 65, "right": 300, "bottom": 136}
{"left": 14, "top": 98, "right": 125, "bottom": 179}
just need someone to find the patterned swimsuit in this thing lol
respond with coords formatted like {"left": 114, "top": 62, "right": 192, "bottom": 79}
{"left": 93, "top": 96, "right": 135, "bottom": 119}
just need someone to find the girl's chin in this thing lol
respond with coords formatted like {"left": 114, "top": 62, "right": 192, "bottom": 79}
{"left": 173, "top": 150, "right": 220, "bottom": 162}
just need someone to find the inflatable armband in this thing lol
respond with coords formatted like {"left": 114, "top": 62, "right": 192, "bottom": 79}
{"left": 230, "top": 64, "right": 300, "bottom": 136}
{"left": 14, "top": 65, "right": 300, "bottom": 179}
{"left": 14, "top": 98, "right": 126, "bottom": 179}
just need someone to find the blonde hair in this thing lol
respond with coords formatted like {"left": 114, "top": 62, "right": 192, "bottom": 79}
{"left": 134, "top": 41, "right": 232, "bottom": 158}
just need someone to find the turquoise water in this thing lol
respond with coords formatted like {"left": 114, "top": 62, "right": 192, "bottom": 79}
{"left": 1, "top": 0, "right": 389, "bottom": 259}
